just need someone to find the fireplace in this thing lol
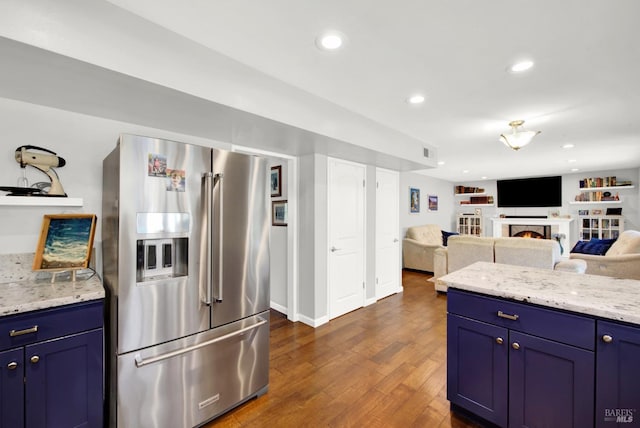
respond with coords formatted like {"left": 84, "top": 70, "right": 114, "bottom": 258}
{"left": 509, "top": 225, "right": 551, "bottom": 239}
{"left": 491, "top": 218, "right": 574, "bottom": 256}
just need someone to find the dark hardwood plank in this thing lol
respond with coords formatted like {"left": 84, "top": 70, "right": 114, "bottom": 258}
{"left": 205, "top": 270, "right": 481, "bottom": 427}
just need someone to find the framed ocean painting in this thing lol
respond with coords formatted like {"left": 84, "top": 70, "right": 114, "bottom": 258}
{"left": 33, "top": 214, "right": 97, "bottom": 271}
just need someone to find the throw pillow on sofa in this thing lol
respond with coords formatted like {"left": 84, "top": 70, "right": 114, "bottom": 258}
{"left": 570, "top": 238, "right": 617, "bottom": 256}
{"left": 442, "top": 231, "right": 459, "bottom": 246}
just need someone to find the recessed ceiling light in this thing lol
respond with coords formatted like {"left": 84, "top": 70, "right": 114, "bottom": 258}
{"left": 462, "top": 170, "right": 469, "bottom": 174}
{"left": 508, "top": 60, "right": 534, "bottom": 73}
{"left": 481, "top": 176, "right": 488, "bottom": 180}
{"left": 407, "top": 94, "right": 425, "bottom": 105}
{"left": 568, "top": 159, "right": 577, "bottom": 163}
{"left": 562, "top": 144, "right": 575, "bottom": 149}
{"left": 315, "top": 31, "right": 345, "bottom": 51}
{"left": 437, "top": 161, "right": 445, "bottom": 165}
{"left": 571, "top": 168, "right": 579, "bottom": 172}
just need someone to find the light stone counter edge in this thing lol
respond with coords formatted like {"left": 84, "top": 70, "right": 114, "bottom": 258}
{"left": 438, "top": 261, "right": 640, "bottom": 325}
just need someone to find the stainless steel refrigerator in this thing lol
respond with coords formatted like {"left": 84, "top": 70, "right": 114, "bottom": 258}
{"left": 102, "top": 134, "right": 270, "bottom": 427}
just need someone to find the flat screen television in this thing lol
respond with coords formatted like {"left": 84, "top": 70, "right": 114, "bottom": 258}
{"left": 497, "top": 176, "right": 562, "bottom": 208}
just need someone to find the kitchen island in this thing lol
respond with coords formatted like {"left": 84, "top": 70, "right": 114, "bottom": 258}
{"left": 439, "top": 262, "right": 640, "bottom": 428}
{"left": 0, "top": 253, "right": 104, "bottom": 427}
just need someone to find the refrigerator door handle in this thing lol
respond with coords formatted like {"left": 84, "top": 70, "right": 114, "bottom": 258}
{"left": 213, "top": 173, "right": 224, "bottom": 303}
{"left": 134, "top": 317, "right": 267, "bottom": 368}
{"left": 201, "top": 173, "right": 213, "bottom": 306}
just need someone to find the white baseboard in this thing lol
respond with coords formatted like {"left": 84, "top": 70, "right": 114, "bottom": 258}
{"left": 269, "top": 301, "right": 288, "bottom": 315}
{"left": 365, "top": 297, "right": 377, "bottom": 306}
{"left": 297, "top": 313, "right": 329, "bottom": 328}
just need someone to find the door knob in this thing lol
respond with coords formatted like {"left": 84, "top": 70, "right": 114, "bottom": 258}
{"left": 7, "top": 362, "right": 18, "bottom": 370}
{"left": 393, "top": 238, "right": 399, "bottom": 242}
{"left": 495, "top": 337, "right": 504, "bottom": 345}
{"left": 30, "top": 355, "right": 40, "bottom": 364}
{"left": 602, "top": 335, "right": 613, "bottom": 343}
{"left": 512, "top": 342, "right": 520, "bottom": 350}
{"left": 330, "top": 246, "right": 341, "bottom": 252}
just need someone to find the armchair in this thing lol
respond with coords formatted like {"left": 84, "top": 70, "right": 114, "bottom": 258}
{"left": 402, "top": 224, "right": 443, "bottom": 272}
{"left": 570, "top": 230, "right": 640, "bottom": 280}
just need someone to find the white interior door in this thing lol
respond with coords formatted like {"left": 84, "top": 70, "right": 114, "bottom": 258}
{"left": 328, "top": 158, "right": 365, "bottom": 319}
{"left": 376, "top": 168, "right": 401, "bottom": 299}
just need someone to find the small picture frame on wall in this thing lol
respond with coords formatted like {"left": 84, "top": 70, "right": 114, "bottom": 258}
{"left": 428, "top": 195, "right": 438, "bottom": 211}
{"left": 272, "top": 200, "right": 288, "bottom": 226}
{"left": 591, "top": 209, "right": 603, "bottom": 216}
{"left": 270, "top": 165, "right": 282, "bottom": 197}
{"left": 474, "top": 207, "right": 483, "bottom": 216}
{"left": 409, "top": 187, "right": 420, "bottom": 213}
{"left": 578, "top": 209, "right": 589, "bottom": 216}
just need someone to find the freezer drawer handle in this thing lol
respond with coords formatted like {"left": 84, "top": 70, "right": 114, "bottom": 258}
{"left": 134, "top": 317, "right": 267, "bottom": 368}
{"left": 10, "top": 325, "right": 38, "bottom": 337}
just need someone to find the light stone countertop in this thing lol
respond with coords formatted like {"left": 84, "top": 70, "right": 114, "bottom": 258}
{"left": 438, "top": 261, "right": 640, "bottom": 325}
{"left": 0, "top": 253, "right": 105, "bottom": 316}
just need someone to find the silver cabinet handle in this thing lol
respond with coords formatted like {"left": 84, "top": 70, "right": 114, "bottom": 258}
{"left": 512, "top": 342, "right": 520, "bottom": 350}
{"left": 602, "top": 334, "right": 613, "bottom": 343}
{"left": 10, "top": 325, "right": 38, "bottom": 337}
{"left": 7, "top": 362, "right": 18, "bottom": 370}
{"left": 135, "top": 317, "right": 267, "bottom": 368}
{"left": 330, "top": 246, "right": 341, "bottom": 252}
{"left": 495, "top": 337, "right": 504, "bottom": 345}
{"left": 497, "top": 311, "right": 519, "bottom": 321}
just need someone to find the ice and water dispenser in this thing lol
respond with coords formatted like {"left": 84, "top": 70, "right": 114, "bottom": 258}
{"left": 135, "top": 213, "right": 190, "bottom": 282}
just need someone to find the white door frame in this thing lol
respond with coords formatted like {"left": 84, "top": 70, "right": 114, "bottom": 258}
{"left": 375, "top": 167, "right": 401, "bottom": 299}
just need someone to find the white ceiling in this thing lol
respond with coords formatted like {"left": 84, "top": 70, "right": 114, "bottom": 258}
{"left": 105, "top": 1, "right": 639, "bottom": 181}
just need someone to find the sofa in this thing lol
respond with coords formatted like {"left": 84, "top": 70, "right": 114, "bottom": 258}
{"left": 433, "top": 236, "right": 587, "bottom": 292}
{"left": 569, "top": 230, "right": 640, "bottom": 280}
{"left": 402, "top": 224, "right": 444, "bottom": 272}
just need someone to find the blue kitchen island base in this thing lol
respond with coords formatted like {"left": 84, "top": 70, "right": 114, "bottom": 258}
{"left": 440, "top": 262, "right": 640, "bottom": 428}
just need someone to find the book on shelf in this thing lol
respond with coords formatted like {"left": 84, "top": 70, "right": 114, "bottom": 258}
{"left": 578, "top": 176, "right": 632, "bottom": 188}
{"left": 574, "top": 191, "right": 620, "bottom": 202}
{"left": 454, "top": 185, "right": 485, "bottom": 194}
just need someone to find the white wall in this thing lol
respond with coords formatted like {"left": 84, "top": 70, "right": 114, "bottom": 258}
{"left": 399, "top": 172, "right": 457, "bottom": 236}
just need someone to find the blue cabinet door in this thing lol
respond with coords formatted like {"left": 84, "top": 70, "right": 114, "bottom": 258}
{"left": 447, "top": 314, "right": 508, "bottom": 427}
{"left": 25, "top": 329, "right": 103, "bottom": 428}
{"left": 596, "top": 321, "right": 640, "bottom": 427}
{"left": 509, "top": 331, "right": 594, "bottom": 428}
{"left": 0, "top": 348, "right": 24, "bottom": 428}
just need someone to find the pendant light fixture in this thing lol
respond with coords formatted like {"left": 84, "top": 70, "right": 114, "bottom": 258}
{"left": 499, "top": 120, "right": 541, "bottom": 151}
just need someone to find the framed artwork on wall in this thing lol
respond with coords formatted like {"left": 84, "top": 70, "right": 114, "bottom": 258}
{"left": 270, "top": 165, "right": 282, "bottom": 197}
{"left": 428, "top": 195, "right": 438, "bottom": 211}
{"left": 272, "top": 200, "right": 288, "bottom": 226}
{"left": 410, "top": 187, "right": 420, "bottom": 213}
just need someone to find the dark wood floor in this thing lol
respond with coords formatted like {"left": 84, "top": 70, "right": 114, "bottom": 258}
{"left": 206, "top": 270, "right": 480, "bottom": 427}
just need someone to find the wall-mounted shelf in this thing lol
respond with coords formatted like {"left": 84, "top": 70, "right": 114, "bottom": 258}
{"left": 455, "top": 192, "right": 487, "bottom": 197}
{"left": 459, "top": 203, "right": 494, "bottom": 207}
{"left": 0, "top": 196, "right": 84, "bottom": 207}
{"left": 569, "top": 200, "right": 622, "bottom": 205}
{"left": 578, "top": 185, "right": 634, "bottom": 192}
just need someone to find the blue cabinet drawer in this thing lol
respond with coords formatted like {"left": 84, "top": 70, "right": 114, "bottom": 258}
{"left": 448, "top": 289, "right": 595, "bottom": 350}
{"left": 0, "top": 300, "right": 103, "bottom": 351}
